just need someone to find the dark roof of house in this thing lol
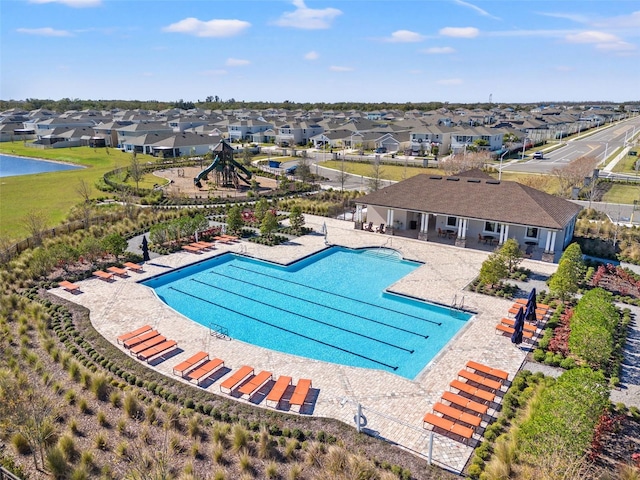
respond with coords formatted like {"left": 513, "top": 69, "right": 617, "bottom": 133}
{"left": 357, "top": 173, "right": 582, "bottom": 230}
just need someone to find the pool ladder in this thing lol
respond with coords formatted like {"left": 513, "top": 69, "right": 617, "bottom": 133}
{"left": 450, "top": 294, "right": 465, "bottom": 314}
{"left": 209, "top": 322, "right": 230, "bottom": 340}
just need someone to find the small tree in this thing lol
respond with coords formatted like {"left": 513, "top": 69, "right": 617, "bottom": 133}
{"left": 129, "top": 152, "right": 143, "bottom": 191}
{"left": 226, "top": 204, "right": 243, "bottom": 234}
{"left": 289, "top": 205, "right": 305, "bottom": 234}
{"left": 102, "top": 233, "right": 128, "bottom": 259}
{"left": 254, "top": 198, "right": 269, "bottom": 223}
{"left": 22, "top": 210, "right": 49, "bottom": 246}
{"left": 242, "top": 147, "right": 252, "bottom": 166}
{"left": 296, "top": 157, "right": 312, "bottom": 182}
{"left": 548, "top": 243, "right": 585, "bottom": 301}
{"left": 75, "top": 180, "right": 93, "bottom": 228}
{"left": 479, "top": 251, "right": 508, "bottom": 288}
{"left": 260, "top": 211, "right": 278, "bottom": 238}
{"left": 367, "top": 159, "right": 384, "bottom": 192}
{"left": 498, "top": 238, "right": 523, "bottom": 273}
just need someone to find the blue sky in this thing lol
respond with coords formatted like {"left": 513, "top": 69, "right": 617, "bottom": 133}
{"left": 2, "top": 0, "right": 639, "bottom": 104}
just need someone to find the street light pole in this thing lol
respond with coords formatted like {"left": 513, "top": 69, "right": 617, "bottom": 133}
{"left": 499, "top": 150, "right": 508, "bottom": 181}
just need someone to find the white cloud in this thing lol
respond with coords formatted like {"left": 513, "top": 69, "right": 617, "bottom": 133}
{"left": 593, "top": 10, "right": 640, "bottom": 29}
{"left": 163, "top": 18, "right": 250, "bottom": 38}
{"left": 566, "top": 30, "right": 636, "bottom": 52}
{"left": 274, "top": 0, "right": 342, "bottom": 30}
{"left": 29, "top": 0, "right": 101, "bottom": 7}
{"left": 437, "top": 78, "right": 463, "bottom": 85}
{"left": 422, "top": 46, "right": 455, "bottom": 54}
{"left": 16, "top": 27, "right": 73, "bottom": 37}
{"left": 566, "top": 30, "right": 619, "bottom": 44}
{"left": 453, "top": 0, "right": 500, "bottom": 20}
{"left": 439, "top": 27, "right": 479, "bottom": 38}
{"left": 537, "top": 12, "right": 590, "bottom": 24}
{"left": 384, "top": 30, "right": 425, "bottom": 43}
{"left": 329, "top": 66, "right": 354, "bottom": 72}
{"left": 304, "top": 51, "right": 319, "bottom": 60}
{"left": 226, "top": 58, "right": 250, "bottom": 67}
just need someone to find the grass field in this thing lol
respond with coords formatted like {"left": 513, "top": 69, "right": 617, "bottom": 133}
{"left": 601, "top": 183, "right": 640, "bottom": 204}
{"left": 613, "top": 151, "right": 640, "bottom": 174}
{"left": 319, "top": 160, "right": 446, "bottom": 181}
{"left": 0, "top": 143, "right": 138, "bottom": 241}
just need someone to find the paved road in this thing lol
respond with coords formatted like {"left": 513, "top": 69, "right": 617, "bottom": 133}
{"left": 504, "top": 116, "right": 640, "bottom": 175}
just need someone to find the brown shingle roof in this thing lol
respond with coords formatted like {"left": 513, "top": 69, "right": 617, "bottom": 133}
{"left": 358, "top": 174, "right": 581, "bottom": 230}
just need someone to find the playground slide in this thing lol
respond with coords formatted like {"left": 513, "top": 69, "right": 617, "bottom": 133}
{"left": 231, "top": 159, "right": 253, "bottom": 181}
{"left": 194, "top": 155, "right": 219, "bottom": 188}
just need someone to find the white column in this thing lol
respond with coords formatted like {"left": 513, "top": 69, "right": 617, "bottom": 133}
{"left": 498, "top": 224, "right": 504, "bottom": 244}
{"left": 356, "top": 205, "right": 363, "bottom": 222}
{"left": 420, "top": 213, "right": 428, "bottom": 233}
{"left": 549, "top": 231, "right": 557, "bottom": 253}
{"left": 544, "top": 231, "right": 552, "bottom": 252}
{"left": 503, "top": 224, "right": 509, "bottom": 243}
{"left": 387, "top": 209, "right": 394, "bottom": 227}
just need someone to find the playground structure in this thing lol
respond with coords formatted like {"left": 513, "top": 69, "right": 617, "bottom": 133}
{"left": 194, "top": 140, "right": 252, "bottom": 189}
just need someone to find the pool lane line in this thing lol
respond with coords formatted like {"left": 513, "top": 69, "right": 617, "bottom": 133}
{"left": 168, "top": 286, "right": 399, "bottom": 371}
{"left": 207, "top": 270, "right": 429, "bottom": 339}
{"left": 227, "top": 265, "right": 443, "bottom": 326}
{"left": 191, "top": 278, "right": 415, "bottom": 354}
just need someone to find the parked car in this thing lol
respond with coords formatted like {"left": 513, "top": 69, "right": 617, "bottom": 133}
{"left": 284, "top": 165, "right": 297, "bottom": 175}
{"left": 533, "top": 151, "right": 544, "bottom": 159}
{"left": 375, "top": 147, "right": 387, "bottom": 154}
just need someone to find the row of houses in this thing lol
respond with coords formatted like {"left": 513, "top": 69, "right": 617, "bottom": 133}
{"left": 0, "top": 104, "right": 635, "bottom": 159}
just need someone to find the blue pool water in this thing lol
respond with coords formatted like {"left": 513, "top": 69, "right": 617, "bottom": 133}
{"left": 143, "top": 247, "right": 470, "bottom": 379}
{"left": 0, "top": 154, "right": 82, "bottom": 178}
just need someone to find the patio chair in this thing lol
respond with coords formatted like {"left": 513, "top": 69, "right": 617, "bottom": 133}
{"left": 59, "top": 280, "right": 81, "bottom": 293}
{"left": 422, "top": 412, "right": 474, "bottom": 443}
{"left": 107, "top": 266, "right": 129, "bottom": 277}
{"left": 187, "top": 358, "right": 225, "bottom": 385}
{"left": 363, "top": 222, "right": 374, "bottom": 232}
{"left": 93, "top": 270, "right": 115, "bottom": 281}
{"left": 432, "top": 402, "right": 482, "bottom": 427}
{"left": 237, "top": 370, "right": 273, "bottom": 400}
{"left": 289, "top": 379, "right": 312, "bottom": 412}
{"left": 172, "top": 351, "right": 209, "bottom": 377}
{"left": 375, "top": 223, "right": 385, "bottom": 233}
{"left": 117, "top": 325, "right": 152, "bottom": 344}
{"left": 219, "top": 365, "right": 254, "bottom": 394}
{"left": 265, "top": 375, "right": 292, "bottom": 408}
{"left": 124, "top": 262, "right": 143, "bottom": 272}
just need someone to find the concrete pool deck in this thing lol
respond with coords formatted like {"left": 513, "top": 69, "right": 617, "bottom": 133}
{"left": 51, "top": 215, "right": 558, "bottom": 473}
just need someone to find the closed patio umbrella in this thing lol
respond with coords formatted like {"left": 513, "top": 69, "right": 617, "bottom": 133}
{"left": 525, "top": 288, "right": 537, "bottom": 323}
{"left": 511, "top": 307, "right": 525, "bottom": 345}
{"left": 141, "top": 235, "right": 150, "bottom": 262}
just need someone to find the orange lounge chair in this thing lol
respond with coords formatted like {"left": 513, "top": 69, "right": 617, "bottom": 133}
{"left": 192, "top": 241, "right": 215, "bottom": 250}
{"left": 465, "top": 361, "right": 509, "bottom": 381}
{"left": 500, "top": 317, "right": 537, "bottom": 333}
{"left": 441, "top": 391, "right": 488, "bottom": 416}
{"left": 265, "top": 376, "right": 292, "bottom": 408}
{"left": 172, "top": 351, "right": 209, "bottom": 377}
{"left": 450, "top": 379, "right": 496, "bottom": 404}
{"left": 514, "top": 298, "right": 551, "bottom": 310}
{"left": 117, "top": 325, "right": 152, "bottom": 344}
{"left": 59, "top": 280, "right": 80, "bottom": 292}
{"left": 289, "top": 379, "right": 312, "bottom": 412}
{"left": 122, "top": 329, "right": 159, "bottom": 348}
{"left": 182, "top": 245, "right": 202, "bottom": 253}
{"left": 219, "top": 366, "right": 254, "bottom": 394}
{"left": 220, "top": 235, "right": 239, "bottom": 242}
{"left": 495, "top": 324, "right": 534, "bottom": 339}
{"left": 124, "top": 262, "right": 143, "bottom": 272}
{"left": 237, "top": 370, "right": 273, "bottom": 400}
{"left": 213, "top": 236, "right": 232, "bottom": 244}
{"left": 129, "top": 335, "right": 166, "bottom": 356}
{"left": 422, "top": 412, "right": 474, "bottom": 442}
{"left": 187, "top": 358, "right": 225, "bottom": 385}
{"left": 432, "top": 402, "right": 482, "bottom": 427}
{"left": 93, "top": 270, "right": 114, "bottom": 281}
{"left": 107, "top": 266, "right": 129, "bottom": 277}
{"left": 458, "top": 369, "right": 502, "bottom": 391}
{"left": 508, "top": 305, "right": 547, "bottom": 321}
{"left": 138, "top": 340, "right": 177, "bottom": 362}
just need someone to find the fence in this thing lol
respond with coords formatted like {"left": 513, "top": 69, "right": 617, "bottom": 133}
{"left": 0, "top": 467, "right": 22, "bottom": 480}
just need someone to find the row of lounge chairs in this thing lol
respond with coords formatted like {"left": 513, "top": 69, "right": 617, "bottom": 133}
{"left": 171, "top": 349, "right": 313, "bottom": 412}
{"left": 58, "top": 262, "right": 143, "bottom": 293}
{"left": 495, "top": 299, "right": 552, "bottom": 340}
{"left": 117, "top": 325, "right": 177, "bottom": 363}
{"left": 182, "top": 235, "right": 240, "bottom": 254}
{"left": 93, "top": 262, "right": 144, "bottom": 282}
{"left": 423, "top": 360, "right": 508, "bottom": 444}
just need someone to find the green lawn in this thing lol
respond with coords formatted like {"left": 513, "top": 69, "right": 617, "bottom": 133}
{"left": 613, "top": 152, "right": 640, "bottom": 174}
{"left": 601, "top": 183, "right": 640, "bottom": 204}
{"left": 0, "top": 143, "right": 138, "bottom": 241}
{"left": 319, "top": 160, "right": 445, "bottom": 181}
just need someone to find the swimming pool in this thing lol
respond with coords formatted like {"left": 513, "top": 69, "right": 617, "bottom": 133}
{"left": 143, "top": 246, "right": 471, "bottom": 379}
